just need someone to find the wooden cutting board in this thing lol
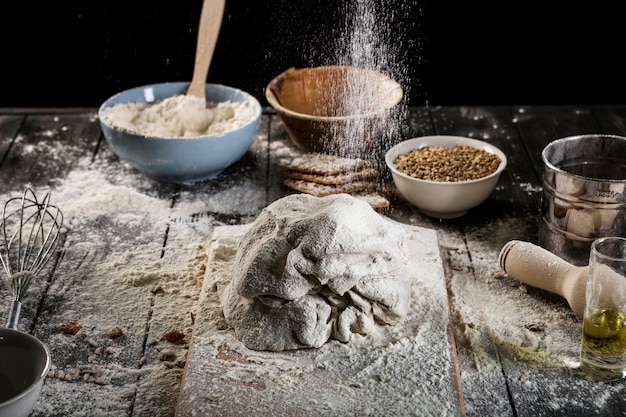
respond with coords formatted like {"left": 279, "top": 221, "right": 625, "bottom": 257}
{"left": 176, "top": 222, "right": 465, "bottom": 416}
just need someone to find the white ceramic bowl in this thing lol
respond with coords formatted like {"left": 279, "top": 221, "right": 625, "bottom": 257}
{"left": 385, "top": 135, "right": 507, "bottom": 218}
{"left": 99, "top": 82, "right": 262, "bottom": 184}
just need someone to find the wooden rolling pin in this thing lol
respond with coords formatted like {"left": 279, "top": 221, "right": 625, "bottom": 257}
{"left": 498, "top": 240, "right": 587, "bottom": 316}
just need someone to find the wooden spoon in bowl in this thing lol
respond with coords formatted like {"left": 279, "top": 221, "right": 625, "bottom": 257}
{"left": 180, "top": 0, "right": 226, "bottom": 135}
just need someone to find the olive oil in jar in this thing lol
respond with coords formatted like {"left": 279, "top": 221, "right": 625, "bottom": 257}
{"left": 580, "top": 308, "right": 626, "bottom": 381}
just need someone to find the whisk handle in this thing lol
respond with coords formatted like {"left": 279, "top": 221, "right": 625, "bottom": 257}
{"left": 5, "top": 300, "right": 22, "bottom": 330}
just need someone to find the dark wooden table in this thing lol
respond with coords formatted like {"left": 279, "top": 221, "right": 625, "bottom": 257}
{"left": 1, "top": 105, "right": 625, "bottom": 416}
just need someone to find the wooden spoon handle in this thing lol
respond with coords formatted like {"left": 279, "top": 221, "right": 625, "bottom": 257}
{"left": 187, "top": 0, "right": 226, "bottom": 100}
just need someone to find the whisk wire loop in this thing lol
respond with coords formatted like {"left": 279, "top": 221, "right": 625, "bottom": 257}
{"left": 1, "top": 189, "right": 63, "bottom": 329}
{"left": 0, "top": 188, "right": 64, "bottom": 279}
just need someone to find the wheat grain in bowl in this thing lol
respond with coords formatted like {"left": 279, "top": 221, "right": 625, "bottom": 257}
{"left": 385, "top": 136, "right": 507, "bottom": 219}
{"left": 394, "top": 144, "right": 501, "bottom": 182}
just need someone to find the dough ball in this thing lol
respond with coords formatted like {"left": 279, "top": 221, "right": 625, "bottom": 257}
{"left": 221, "top": 193, "right": 413, "bottom": 351}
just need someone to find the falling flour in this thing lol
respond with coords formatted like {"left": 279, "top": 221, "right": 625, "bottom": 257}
{"left": 101, "top": 95, "right": 256, "bottom": 138}
{"left": 323, "top": 0, "right": 414, "bottom": 158}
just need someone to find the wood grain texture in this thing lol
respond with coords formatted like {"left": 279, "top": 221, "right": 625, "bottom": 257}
{"left": 177, "top": 223, "right": 465, "bottom": 417}
{"left": 0, "top": 106, "right": 623, "bottom": 416}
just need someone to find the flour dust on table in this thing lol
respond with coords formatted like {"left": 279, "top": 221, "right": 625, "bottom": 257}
{"left": 0, "top": 157, "right": 243, "bottom": 417}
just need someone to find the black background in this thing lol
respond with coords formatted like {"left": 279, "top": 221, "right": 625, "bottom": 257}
{"left": 1, "top": 1, "right": 624, "bottom": 107}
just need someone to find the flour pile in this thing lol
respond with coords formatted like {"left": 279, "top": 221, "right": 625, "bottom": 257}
{"left": 101, "top": 95, "right": 256, "bottom": 138}
{"left": 218, "top": 193, "right": 413, "bottom": 351}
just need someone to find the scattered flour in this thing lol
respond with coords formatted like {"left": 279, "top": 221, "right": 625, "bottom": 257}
{"left": 101, "top": 95, "right": 255, "bottom": 138}
{"left": 439, "top": 215, "right": 626, "bottom": 415}
{"left": 0, "top": 157, "right": 233, "bottom": 417}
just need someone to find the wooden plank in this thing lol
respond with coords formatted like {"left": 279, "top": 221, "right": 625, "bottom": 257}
{"left": 33, "top": 245, "right": 156, "bottom": 415}
{"left": 2, "top": 108, "right": 271, "bottom": 417}
{"left": 1, "top": 106, "right": 622, "bottom": 417}
{"left": 0, "top": 112, "right": 102, "bottom": 193}
{"left": 427, "top": 106, "right": 521, "bottom": 416}
{"left": 448, "top": 106, "right": 626, "bottom": 416}
{"left": 127, "top": 247, "right": 208, "bottom": 417}
{"left": 130, "top": 113, "right": 272, "bottom": 416}
{"left": 513, "top": 106, "right": 603, "bottom": 178}
{"left": 178, "top": 222, "right": 464, "bottom": 416}
{"left": 591, "top": 106, "right": 626, "bottom": 135}
{"left": 438, "top": 232, "right": 516, "bottom": 417}
{"left": 28, "top": 163, "right": 174, "bottom": 416}
{"left": 0, "top": 114, "right": 24, "bottom": 167}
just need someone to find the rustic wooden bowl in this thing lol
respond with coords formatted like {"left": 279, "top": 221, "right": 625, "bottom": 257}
{"left": 266, "top": 66, "right": 403, "bottom": 156}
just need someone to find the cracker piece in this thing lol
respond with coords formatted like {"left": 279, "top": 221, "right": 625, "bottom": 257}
{"left": 275, "top": 153, "right": 372, "bottom": 175}
{"left": 283, "top": 179, "right": 372, "bottom": 197}
{"left": 283, "top": 168, "right": 380, "bottom": 185}
{"left": 352, "top": 191, "right": 390, "bottom": 209}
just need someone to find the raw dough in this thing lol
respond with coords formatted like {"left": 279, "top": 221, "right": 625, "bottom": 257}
{"left": 219, "top": 193, "right": 413, "bottom": 351}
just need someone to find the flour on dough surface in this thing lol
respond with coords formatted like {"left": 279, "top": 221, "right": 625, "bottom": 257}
{"left": 219, "top": 194, "right": 413, "bottom": 351}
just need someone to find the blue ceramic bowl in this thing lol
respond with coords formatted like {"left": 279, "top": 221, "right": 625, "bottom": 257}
{"left": 98, "top": 82, "right": 261, "bottom": 183}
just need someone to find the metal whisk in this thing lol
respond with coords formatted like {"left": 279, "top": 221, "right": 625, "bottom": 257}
{"left": 0, "top": 188, "right": 63, "bottom": 329}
